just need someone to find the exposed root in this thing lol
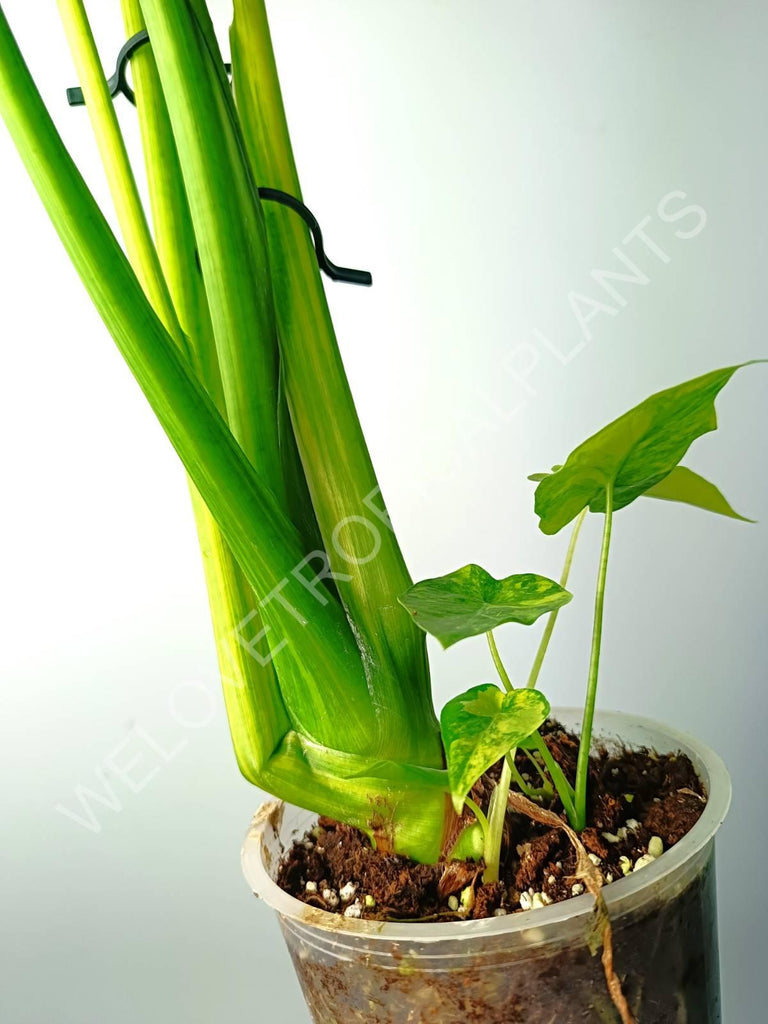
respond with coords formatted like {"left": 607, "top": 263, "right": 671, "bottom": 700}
{"left": 507, "top": 791, "right": 636, "bottom": 1024}
{"left": 677, "top": 787, "right": 706, "bottom": 804}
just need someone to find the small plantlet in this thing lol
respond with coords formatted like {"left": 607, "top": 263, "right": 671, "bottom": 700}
{"left": 402, "top": 361, "right": 760, "bottom": 872}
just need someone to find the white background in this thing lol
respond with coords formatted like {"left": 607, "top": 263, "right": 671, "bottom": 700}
{"left": 1, "top": 2, "right": 766, "bottom": 1021}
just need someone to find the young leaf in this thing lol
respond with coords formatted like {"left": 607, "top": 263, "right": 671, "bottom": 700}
{"left": 534, "top": 363, "right": 761, "bottom": 534}
{"left": 449, "top": 821, "right": 485, "bottom": 861}
{"left": 399, "top": 565, "right": 572, "bottom": 648}
{"left": 441, "top": 685, "right": 551, "bottom": 812}
{"left": 642, "top": 466, "right": 754, "bottom": 522}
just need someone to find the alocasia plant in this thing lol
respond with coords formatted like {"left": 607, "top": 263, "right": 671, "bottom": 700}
{"left": 402, "top": 363, "right": 759, "bottom": 871}
{"left": 532, "top": 363, "right": 759, "bottom": 828}
{"left": 0, "top": 0, "right": 760, "bottom": 882}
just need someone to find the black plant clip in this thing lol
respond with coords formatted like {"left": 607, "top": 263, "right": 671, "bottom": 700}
{"left": 67, "top": 29, "right": 151, "bottom": 107}
{"left": 66, "top": 30, "right": 372, "bottom": 287}
{"left": 257, "top": 189, "right": 372, "bottom": 286}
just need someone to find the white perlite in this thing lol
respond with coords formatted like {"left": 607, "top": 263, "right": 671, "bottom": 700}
{"left": 619, "top": 856, "right": 633, "bottom": 877}
{"left": 459, "top": 887, "right": 474, "bottom": 915}
{"left": 571, "top": 883, "right": 585, "bottom": 896}
{"left": 626, "top": 818, "right": 640, "bottom": 832}
{"left": 519, "top": 891, "right": 533, "bottom": 911}
{"left": 304, "top": 881, "right": 318, "bottom": 894}
{"left": 648, "top": 835, "right": 664, "bottom": 859}
{"left": 343, "top": 901, "right": 362, "bottom": 919}
{"left": 633, "top": 854, "right": 656, "bottom": 872}
{"left": 322, "top": 888, "right": 339, "bottom": 909}
{"left": 493, "top": 908, "right": 508, "bottom": 917}
{"left": 588, "top": 853, "right": 602, "bottom": 866}
{"left": 339, "top": 882, "right": 358, "bottom": 903}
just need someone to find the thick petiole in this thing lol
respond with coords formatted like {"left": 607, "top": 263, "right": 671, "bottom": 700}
{"left": 482, "top": 756, "right": 512, "bottom": 883}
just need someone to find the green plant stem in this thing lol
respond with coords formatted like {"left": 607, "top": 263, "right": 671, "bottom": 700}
{"left": 487, "top": 631, "right": 513, "bottom": 692}
{"left": 120, "top": 0, "right": 221, "bottom": 399}
{"left": 464, "top": 796, "right": 489, "bottom": 836}
{"left": 526, "top": 507, "right": 587, "bottom": 689}
{"left": 55, "top": 0, "right": 185, "bottom": 353}
{"left": 521, "top": 748, "right": 552, "bottom": 791}
{"left": 574, "top": 483, "right": 614, "bottom": 829}
{"left": 506, "top": 752, "right": 539, "bottom": 799}
{"left": 0, "top": 4, "right": 454, "bottom": 864}
{"left": 229, "top": 0, "right": 441, "bottom": 768}
{"left": 483, "top": 756, "right": 511, "bottom": 883}
{"left": 119, "top": 0, "right": 289, "bottom": 775}
{"left": 0, "top": 9, "right": 381, "bottom": 740}
{"left": 532, "top": 734, "right": 577, "bottom": 824}
{"left": 486, "top": 630, "right": 572, "bottom": 816}
{"left": 139, "top": 0, "right": 286, "bottom": 497}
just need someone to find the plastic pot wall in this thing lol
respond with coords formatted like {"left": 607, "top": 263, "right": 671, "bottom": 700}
{"left": 242, "top": 710, "right": 731, "bottom": 1024}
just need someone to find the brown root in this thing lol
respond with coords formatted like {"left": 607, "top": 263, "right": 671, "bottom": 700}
{"left": 507, "top": 791, "right": 636, "bottom": 1024}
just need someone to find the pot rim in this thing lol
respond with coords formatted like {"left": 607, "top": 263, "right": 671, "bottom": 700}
{"left": 241, "top": 708, "right": 731, "bottom": 940}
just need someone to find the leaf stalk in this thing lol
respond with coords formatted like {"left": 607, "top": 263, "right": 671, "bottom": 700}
{"left": 487, "top": 630, "right": 514, "bottom": 692}
{"left": 483, "top": 756, "right": 512, "bottom": 883}
{"left": 574, "top": 483, "right": 614, "bottom": 829}
{"left": 526, "top": 507, "right": 587, "bottom": 689}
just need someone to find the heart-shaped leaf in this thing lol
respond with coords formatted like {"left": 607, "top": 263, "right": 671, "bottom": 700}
{"left": 398, "top": 565, "right": 572, "bottom": 649}
{"left": 640, "top": 465, "right": 754, "bottom": 522}
{"left": 533, "top": 362, "right": 761, "bottom": 534}
{"left": 441, "top": 684, "right": 551, "bottom": 812}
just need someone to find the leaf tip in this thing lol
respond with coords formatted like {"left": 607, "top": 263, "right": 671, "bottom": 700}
{"left": 451, "top": 794, "right": 466, "bottom": 816}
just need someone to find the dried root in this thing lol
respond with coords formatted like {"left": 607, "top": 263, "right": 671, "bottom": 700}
{"left": 507, "top": 791, "right": 636, "bottom": 1024}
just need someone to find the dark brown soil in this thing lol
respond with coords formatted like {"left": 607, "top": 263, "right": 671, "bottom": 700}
{"left": 277, "top": 720, "right": 706, "bottom": 922}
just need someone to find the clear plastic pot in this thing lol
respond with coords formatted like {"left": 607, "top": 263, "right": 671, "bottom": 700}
{"left": 242, "top": 710, "right": 731, "bottom": 1023}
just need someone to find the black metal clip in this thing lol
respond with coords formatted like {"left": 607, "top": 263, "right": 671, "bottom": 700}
{"left": 66, "top": 29, "right": 232, "bottom": 107}
{"left": 257, "top": 189, "right": 372, "bottom": 286}
{"left": 65, "top": 32, "right": 371, "bottom": 286}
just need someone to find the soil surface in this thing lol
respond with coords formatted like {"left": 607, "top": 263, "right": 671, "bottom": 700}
{"left": 277, "top": 720, "right": 706, "bottom": 922}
